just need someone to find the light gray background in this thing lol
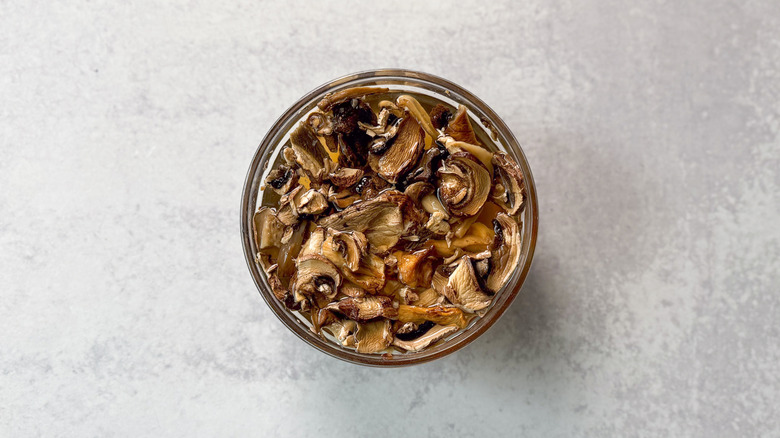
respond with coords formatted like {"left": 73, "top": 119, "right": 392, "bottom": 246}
{"left": 2, "top": 1, "right": 779, "bottom": 436}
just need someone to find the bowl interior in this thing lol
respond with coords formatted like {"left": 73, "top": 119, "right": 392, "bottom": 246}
{"left": 241, "top": 69, "right": 538, "bottom": 366}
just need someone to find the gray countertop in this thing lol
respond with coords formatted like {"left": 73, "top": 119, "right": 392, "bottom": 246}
{"left": 2, "top": 1, "right": 779, "bottom": 436}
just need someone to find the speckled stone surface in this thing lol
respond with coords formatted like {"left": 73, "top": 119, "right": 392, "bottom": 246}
{"left": 2, "top": 1, "right": 779, "bottom": 436}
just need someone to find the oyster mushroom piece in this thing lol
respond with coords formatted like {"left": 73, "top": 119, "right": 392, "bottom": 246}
{"left": 369, "top": 116, "right": 425, "bottom": 184}
{"left": 397, "top": 305, "right": 469, "bottom": 328}
{"left": 318, "top": 191, "right": 405, "bottom": 253}
{"left": 355, "top": 320, "right": 394, "bottom": 354}
{"left": 394, "top": 248, "right": 435, "bottom": 288}
{"left": 292, "top": 188, "right": 328, "bottom": 216}
{"left": 325, "top": 319, "right": 358, "bottom": 347}
{"left": 443, "top": 256, "right": 493, "bottom": 313}
{"left": 396, "top": 95, "right": 438, "bottom": 139}
{"left": 289, "top": 122, "right": 334, "bottom": 182}
{"left": 317, "top": 86, "right": 390, "bottom": 111}
{"left": 443, "top": 104, "right": 480, "bottom": 145}
{"left": 329, "top": 167, "right": 364, "bottom": 188}
{"left": 266, "top": 269, "right": 298, "bottom": 310}
{"left": 392, "top": 324, "right": 458, "bottom": 352}
{"left": 264, "top": 165, "right": 298, "bottom": 195}
{"left": 342, "top": 252, "right": 387, "bottom": 292}
{"left": 486, "top": 213, "right": 522, "bottom": 293}
{"left": 292, "top": 254, "right": 342, "bottom": 301}
{"left": 320, "top": 229, "right": 368, "bottom": 272}
{"left": 436, "top": 151, "right": 492, "bottom": 217}
{"left": 491, "top": 152, "right": 526, "bottom": 215}
{"left": 327, "top": 296, "right": 398, "bottom": 323}
{"left": 252, "top": 207, "right": 286, "bottom": 251}
{"left": 276, "top": 185, "right": 302, "bottom": 226}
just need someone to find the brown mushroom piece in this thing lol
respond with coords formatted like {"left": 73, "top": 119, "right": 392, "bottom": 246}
{"left": 327, "top": 296, "right": 398, "bottom": 323}
{"left": 491, "top": 152, "right": 526, "bottom": 215}
{"left": 318, "top": 191, "right": 405, "bottom": 253}
{"left": 317, "top": 86, "right": 390, "bottom": 111}
{"left": 306, "top": 111, "right": 334, "bottom": 136}
{"left": 392, "top": 324, "right": 458, "bottom": 352}
{"left": 443, "top": 256, "right": 493, "bottom": 313}
{"left": 396, "top": 305, "right": 469, "bottom": 328}
{"left": 485, "top": 213, "right": 522, "bottom": 293}
{"left": 291, "top": 254, "right": 342, "bottom": 303}
{"left": 354, "top": 319, "right": 394, "bottom": 354}
{"left": 404, "top": 146, "right": 445, "bottom": 185}
{"left": 429, "top": 104, "right": 452, "bottom": 130}
{"left": 264, "top": 165, "right": 298, "bottom": 195}
{"left": 342, "top": 253, "right": 387, "bottom": 292}
{"left": 332, "top": 99, "right": 376, "bottom": 168}
{"left": 393, "top": 248, "right": 435, "bottom": 288}
{"left": 327, "top": 185, "right": 361, "bottom": 209}
{"left": 443, "top": 104, "right": 480, "bottom": 145}
{"left": 396, "top": 95, "right": 438, "bottom": 139}
{"left": 276, "top": 221, "right": 306, "bottom": 280}
{"left": 276, "top": 185, "right": 302, "bottom": 226}
{"left": 292, "top": 188, "right": 328, "bottom": 216}
{"left": 329, "top": 167, "right": 364, "bottom": 188}
{"left": 368, "top": 116, "right": 425, "bottom": 184}
{"left": 252, "top": 207, "right": 286, "bottom": 252}
{"left": 320, "top": 229, "right": 368, "bottom": 272}
{"left": 436, "top": 151, "right": 491, "bottom": 217}
{"left": 289, "top": 123, "right": 334, "bottom": 183}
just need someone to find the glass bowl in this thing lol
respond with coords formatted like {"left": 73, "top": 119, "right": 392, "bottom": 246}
{"left": 240, "top": 69, "right": 538, "bottom": 367}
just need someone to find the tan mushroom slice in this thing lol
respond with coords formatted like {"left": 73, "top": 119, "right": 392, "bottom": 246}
{"left": 340, "top": 282, "right": 367, "bottom": 298}
{"left": 292, "top": 188, "right": 328, "bottom": 216}
{"left": 491, "top": 152, "right": 526, "bottom": 215}
{"left": 342, "top": 252, "right": 387, "bottom": 292}
{"left": 253, "top": 207, "right": 286, "bottom": 252}
{"left": 396, "top": 95, "right": 438, "bottom": 139}
{"left": 327, "top": 186, "right": 361, "bottom": 209}
{"left": 485, "top": 213, "right": 522, "bottom": 293}
{"left": 324, "top": 319, "right": 358, "bottom": 347}
{"left": 354, "top": 319, "right": 394, "bottom": 354}
{"left": 292, "top": 254, "right": 341, "bottom": 302}
{"left": 289, "top": 122, "right": 334, "bottom": 182}
{"left": 442, "top": 136, "right": 494, "bottom": 174}
{"left": 276, "top": 222, "right": 307, "bottom": 280}
{"left": 318, "top": 191, "right": 405, "bottom": 253}
{"left": 392, "top": 324, "right": 458, "bottom": 352}
{"left": 369, "top": 116, "right": 425, "bottom": 184}
{"left": 393, "top": 248, "right": 435, "bottom": 288}
{"left": 327, "top": 296, "right": 398, "bottom": 323}
{"left": 299, "top": 227, "right": 326, "bottom": 258}
{"left": 329, "top": 167, "right": 364, "bottom": 188}
{"left": 317, "top": 86, "right": 390, "bottom": 111}
{"left": 443, "top": 256, "right": 493, "bottom": 313}
{"left": 312, "top": 308, "right": 339, "bottom": 334}
{"left": 403, "top": 182, "right": 435, "bottom": 207}
{"left": 436, "top": 151, "right": 491, "bottom": 217}
{"left": 320, "top": 229, "right": 368, "bottom": 272}
{"left": 411, "top": 288, "right": 443, "bottom": 307}
{"left": 443, "top": 104, "right": 480, "bottom": 145}
{"left": 264, "top": 165, "right": 299, "bottom": 195}
{"left": 431, "top": 265, "right": 451, "bottom": 298}
{"left": 396, "top": 305, "right": 469, "bottom": 329}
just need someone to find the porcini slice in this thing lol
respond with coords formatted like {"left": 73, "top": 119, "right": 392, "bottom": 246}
{"left": 443, "top": 256, "right": 493, "bottom": 313}
{"left": 289, "top": 123, "right": 334, "bottom": 183}
{"left": 436, "top": 151, "right": 491, "bottom": 217}
{"left": 371, "top": 116, "right": 425, "bottom": 184}
{"left": 318, "top": 191, "right": 405, "bottom": 253}
{"left": 328, "top": 296, "right": 398, "bottom": 323}
{"left": 491, "top": 152, "right": 526, "bottom": 215}
{"left": 292, "top": 254, "right": 342, "bottom": 301}
{"left": 485, "top": 213, "right": 521, "bottom": 293}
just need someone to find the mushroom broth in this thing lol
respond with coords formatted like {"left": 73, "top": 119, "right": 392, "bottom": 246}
{"left": 253, "top": 88, "right": 526, "bottom": 354}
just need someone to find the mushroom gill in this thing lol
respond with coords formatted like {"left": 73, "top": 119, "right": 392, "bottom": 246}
{"left": 442, "top": 256, "right": 493, "bottom": 313}
{"left": 443, "top": 104, "right": 480, "bottom": 145}
{"left": 369, "top": 116, "right": 425, "bottom": 184}
{"left": 491, "top": 152, "right": 526, "bottom": 215}
{"left": 485, "top": 213, "right": 522, "bottom": 293}
{"left": 436, "top": 151, "right": 491, "bottom": 217}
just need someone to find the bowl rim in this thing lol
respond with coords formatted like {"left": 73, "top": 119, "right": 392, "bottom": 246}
{"left": 240, "top": 69, "right": 539, "bottom": 367}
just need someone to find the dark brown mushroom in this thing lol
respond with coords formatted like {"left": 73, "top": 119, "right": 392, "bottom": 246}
{"left": 368, "top": 116, "right": 426, "bottom": 184}
{"left": 429, "top": 104, "right": 452, "bottom": 130}
{"left": 485, "top": 213, "right": 521, "bottom": 293}
{"left": 403, "top": 146, "right": 446, "bottom": 185}
{"left": 355, "top": 174, "right": 390, "bottom": 200}
{"left": 327, "top": 296, "right": 398, "bottom": 323}
{"left": 491, "top": 152, "right": 526, "bottom": 215}
{"left": 444, "top": 104, "right": 480, "bottom": 145}
{"left": 436, "top": 151, "right": 491, "bottom": 217}
{"left": 332, "top": 99, "right": 376, "bottom": 168}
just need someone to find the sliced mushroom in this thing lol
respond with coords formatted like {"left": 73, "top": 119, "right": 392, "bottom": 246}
{"left": 411, "top": 288, "right": 442, "bottom": 307}
{"left": 318, "top": 191, "right": 404, "bottom": 253}
{"left": 324, "top": 319, "right": 358, "bottom": 347}
{"left": 396, "top": 305, "right": 469, "bottom": 329}
{"left": 429, "top": 104, "right": 452, "bottom": 130}
{"left": 398, "top": 286, "right": 419, "bottom": 304}
{"left": 327, "top": 185, "right": 361, "bottom": 209}
{"left": 442, "top": 136, "right": 493, "bottom": 174}
{"left": 299, "top": 227, "right": 325, "bottom": 258}
{"left": 289, "top": 122, "right": 334, "bottom": 183}
{"left": 342, "top": 252, "right": 387, "bottom": 292}
{"left": 264, "top": 165, "right": 298, "bottom": 195}
{"left": 320, "top": 229, "right": 368, "bottom": 272}
{"left": 396, "top": 95, "right": 438, "bottom": 139}
{"left": 436, "top": 151, "right": 491, "bottom": 217}
{"left": 277, "top": 221, "right": 306, "bottom": 280}
{"left": 306, "top": 111, "right": 334, "bottom": 136}
{"left": 354, "top": 174, "right": 391, "bottom": 200}
{"left": 253, "top": 207, "right": 286, "bottom": 251}
{"left": 354, "top": 319, "right": 393, "bottom": 354}
{"left": 403, "top": 182, "right": 435, "bottom": 207}
{"left": 485, "top": 213, "right": 521, "bottom": 293}
{"left": 267, "top": 269, "right": 298, "bottom": 310}
{"left": 292, "top": 188, "right": 328, "bottom": 216}
{"left": 329, "top": 167, "right": 364, "bottom": 188}
{"left": 424, "top": 211, "right": 450, "bottom": 236}
{"left": 392, "top": 324, "right": 457, "bottom": 352}
{"left": 404, "top": 146, "right": 446, "bottom": 185}
{"left": 312, "top": 308, "right": 339, "bottom": 334}
{"left": 327, "top": 296, "right": 398, "bottom": 323}
{"left": 443, "top": 256, "right": 493, "bottom": 313}
{"left": 332, "top": 99, "right": 376, "bottom": 168}
{"left": 317, "top": 86, "right": 390, "bottom": 111}
{"left": 443, "top": 104, "right": 479, "bottom": 145}
{"left": 292, "top": 254, "right": 341, "bottom": 301}
{"left": 369, "top": 116, "right": 425, "bottom": 184}
{"left": 394, "top": 248, "right": 435, "bottom": 288}
{"left": 276, "top": 185, "right": 302, "bottom": 226}
{"left": 491, "top": 152, "right": 526, "bottom": 215}
{"left": 340, "top": 282, "right": 366, "bottom": 298}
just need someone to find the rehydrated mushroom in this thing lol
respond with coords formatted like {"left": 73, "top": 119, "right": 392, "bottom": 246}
{"left": 332, "top": 99, "right": 376, "bottom": 168}
{"left": 342, "top": 252, "right": 387, "bottom": 292}
{"left": 404, "top": 146, "right": 446, "bottom": 185}
{"left": 276, "top": 222, "right": 306, "bottom": 280}
{"left": 327, "top": 296, "right": 398, "bottom": 323}
{"left": 491, "top": 152, "right": 526, "bottom": 215}
{"left": 253, "top": 207, "right": 286, "bottom": 251}
{"left": 312, "top": 308, "right": 339, "bottom": 334}
{"left": 396, "top": 95, "right": 438, "bottom": 139}
{"left": 292, "top": 188, "right": 328, "bottom": 216}
{"left": 396, "top": 305, "right": 469, "bottom": 328}
{"left": 327, "top": 185, "right": 361, "bottom": 209}
{"left": 277, "top": 185, "right": 302, "bottom": 226}
{"left": 369, "top": 116, "right": 425, "bottom": 184}
{"left": 442, "top": 256, "right": 493, "bottom": 313}
{"left": 436, "top": 151, "right": 491, "bottom": 217}
{"left": 355, "top": 174, "right": 390, "bottom": 200}
{"left": 267, "top": 268, "right": 298, "bottom": 310}
{"left": 411, "top": 288, "right": 442, "bottom": 307}
{"left": 324, "top": 319, "right": 358, "bottom": 347}
{"left": 443, "top": 104, "right": 480, "bottom": 145}
{"left": 392, "top": 324, "right": 458, "bottom": 352}
{"left": 264, "top": 165, "right": 298, "bottom": 195}
{"left": 320, "top": 229, "right": 368, "bottom": 272}
{"left": 442, "top": 136, "right": 493, "bottom": 174}
{"left": 429, "top": 104, "right": 452, "bottom": 130}
{"left": 403, "top": 182, "right": 435, "bottom": 207}
{"left": 318, "top": 191, "right": 405, "bottom": 253}
{"left": 318, "top": 86, "right": 390, "bottom": 111}
{"left": 355, "top": 319, "right": 393, "bottom": 354}
{"left": 306, "top": 111, "right": 334, "bottom": 136}
{"left": 485, "top": 213, "right": 521, "bottom": 293}
{"left": 292, "top": 254, "right": 341, "bottom": 302}
{"left": 394, "top": 248, "right": 435, "bottom": 288}
{"left": 329, "top": 167, "right": 364, "bottom": 188}
{"left": 289, "top": 122, "right": 334, "bottom": 182}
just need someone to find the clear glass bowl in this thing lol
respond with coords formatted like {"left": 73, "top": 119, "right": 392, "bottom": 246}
{"left": 240, "top": 69, "right": 538, "bottom": 366}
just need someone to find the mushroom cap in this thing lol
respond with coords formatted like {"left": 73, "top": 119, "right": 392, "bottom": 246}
{"left": 491, "top": 152, "right": 526, "bottom": 215}
{"left": 292, "top": 188, "right": 328, "bottom": 216}
{"left": 318, "top": 191, "right": 407, "bottom": 253}
{"left": 436, "top": 151, "right": 491, "bottom": 217}
{"left": 320, "top": 229, "right": 368, "bottom": 272}
{"left": 289, "top": 122, "right": 333, "bottom": 183}
{"left": 485, "top": 213, "right": 521, "bottom": 293}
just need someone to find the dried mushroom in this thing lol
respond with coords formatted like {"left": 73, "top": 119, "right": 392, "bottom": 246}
{"left": 253, "top": 86, "right": 528, "bottom": 354}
